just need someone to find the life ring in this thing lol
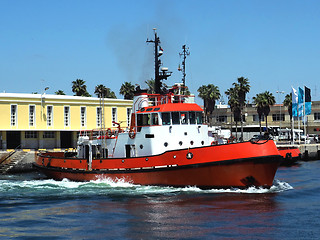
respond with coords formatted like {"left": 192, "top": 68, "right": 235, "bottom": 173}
{"left": 129, "top": 128, "right": 136, "bottom": 139}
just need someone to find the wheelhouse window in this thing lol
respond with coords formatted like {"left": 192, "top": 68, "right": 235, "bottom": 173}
{"left": 162, "top": 113, "right": 171, "bottom": 125}
{"left": 172, "top": 112, "right": 180, "bottom": 125}
{"left": 196, "top": 112, "right": 203, "bottom": 124}
{"left": 29, "top": 105, "right": 35, "bottom": 126}
{"left": 181, "top": 112, "right": 189, "bottom": 124}
{"left": 137, "top": 114, "right": 150, "bottom": 126}
{"left": 11, "top": 105, "right": 17, "bottom": 126}
{"left": 189, "top": 112, "right": 196, "bottom": 124}
{"left": 151, "top": 113, "right": 159, "bottom": 125}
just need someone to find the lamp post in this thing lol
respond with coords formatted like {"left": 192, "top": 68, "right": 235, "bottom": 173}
{"left": 41, "top": 87, "right": 49, "bottom": 120}
{"left": 276, "top": 90, "right": 285, "bottom": 140}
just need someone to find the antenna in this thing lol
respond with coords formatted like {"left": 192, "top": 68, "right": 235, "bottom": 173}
{"left": 178, "top": 45, "right": 190, "bottom": 94}
{"left": 146, "top": 29, "right": 172, "bottom": 94}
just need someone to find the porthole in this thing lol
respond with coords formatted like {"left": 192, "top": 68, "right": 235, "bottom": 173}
{"left": 186, "top": 152, "right": 193, "bottom": 159}
{"left": 145, "top": 158, "right": 148, "bottom": 161}
{"left": 190, "top": 141, "right": 194, "bottom": 145}
{"left": 164, "top": 142, "right": 168, "bottom": 147}
{"left": 140, "top": 144, "right": 143, "bottom": 149}
{"left": 179, "top": 141, "right": 183, "bottom": 146}
{"left": 201, "top": 141, "right": 204, "bottom": 145}
{"left": 122, "top": 159, "right": 125, "bottom": 163}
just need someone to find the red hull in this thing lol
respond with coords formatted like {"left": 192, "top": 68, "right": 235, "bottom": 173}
{"left": 34, "top": 140, "right": 282, "bottom": 188}
{"left": 278, "top": 147, "right": 301, "bottom": 166}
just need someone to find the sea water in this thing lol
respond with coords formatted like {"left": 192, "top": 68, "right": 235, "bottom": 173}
{"left": 0, "top": 161, "right": 319, "bottom": 239}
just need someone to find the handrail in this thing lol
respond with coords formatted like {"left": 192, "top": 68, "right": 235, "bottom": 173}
{"left": 0, "top": 146, "right": 19, "bottom": 165}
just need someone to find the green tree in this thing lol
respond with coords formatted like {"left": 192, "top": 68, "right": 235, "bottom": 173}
{"left": 283, "top": 93, "right": 293, "bottom": 141}
{"left": 72, "top": 79, "right": 91, "bottom": 97}
{"left": 55, "top": 90, "right": 66, "bottom": 95}
{"left": 283, "top": 93, "right": 292, "bottom": 118}
{"left": 94, "top": 84, "right": 116, "bottom": 99}
{"left": 252, "top": 93, "right": 266, "bottom": 135}
{"left": 119, "top": 82, "right": 135, "bottom": 100}
{"left": 236, "top": 77, "right": 250, "bottom": 141}
{"left": 145, "top": 79, "right": 155, "bottom": 94}
{"left": 225, "top": 86, "right": 241, "bottom": 139}
{"left": 197, "top": 84, "right": 220, "bottom": 123}
{"left": 260, "top": 91, "right": 276, "bottom": 130}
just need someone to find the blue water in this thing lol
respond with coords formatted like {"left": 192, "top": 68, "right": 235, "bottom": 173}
{"left": 1, "top": 161, "right": 320, "bottom": 239}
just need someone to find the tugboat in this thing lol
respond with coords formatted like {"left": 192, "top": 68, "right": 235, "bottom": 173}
{"left": 34, "top": 30, "right": 282, "bottom": 189}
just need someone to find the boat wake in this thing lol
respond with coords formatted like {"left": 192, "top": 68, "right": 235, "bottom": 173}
{"left": 0, "top": 176, "right": 293, "bottom": 196}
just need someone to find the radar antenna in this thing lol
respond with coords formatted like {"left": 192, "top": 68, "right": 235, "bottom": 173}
{"left": 146, "top": 28, "right": 172, "bottom": 94}
{"left": 178, "top": 45, "right": 190, "bottom": 95}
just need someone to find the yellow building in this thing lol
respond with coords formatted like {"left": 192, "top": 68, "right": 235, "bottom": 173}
{"left": 0, "top": 93, "right": 133, "bottom": 149}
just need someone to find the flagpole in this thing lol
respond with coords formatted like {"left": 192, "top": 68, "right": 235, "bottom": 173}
{"left": 298, "top": 116, "right": 300, "bottom": 144}
{"left": 292, "top": 115, "right": 294, "bottom": 145}
{"left": 304, "top": 87, "right": 306, "bottom": 145}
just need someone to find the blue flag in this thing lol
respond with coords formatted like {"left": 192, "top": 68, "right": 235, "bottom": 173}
{"left": 298, "top": 87, "right": 304, "bottom": 117}
{"left": 292, "top": 87, "right": 298, "bottom": 117}
{"left": 305, "top": 86, "right": 311, "bottom": 115}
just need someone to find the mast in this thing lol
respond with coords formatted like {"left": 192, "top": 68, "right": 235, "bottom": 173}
{"left": 178, "top": 45, "right": 190, "bottom": 94}
{"left": 146, "top": 28, "right": 172, "bottom": 94}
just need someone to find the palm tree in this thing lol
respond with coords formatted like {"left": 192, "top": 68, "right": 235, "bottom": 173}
{"left": 252, "top": 93, "right": 265, "bottom": 135}
{"left": 198, "top": 84, "right": 220, "bottom": 123}
{"left": 283, "top": 93, "right": 292, "bottom": 118}
{"left": 72, "top": 79, "right": 91, "bottom": 97}
{"left": 283, "top": 93, "right": 293, "bottom": 141}
{"left": 145, "top": 79, "right": 155, "bottom": 94}
{"left": 94, "top": 84, "right": 117, "bottom": 99}
{"left": 262, "top": 91, "right": 276, "bottom": 129}
{"left": 236, "top": 77, "right": 250, "bottom": 141}
{"left": 145, "top": 79, "right": 168, "bottom": 94}
{"left": 120, "top": 82, "right": 135, "bottom": 100}
{"left": 55, "top": 90, "right": 66, "bottom": 95}
{"left": 225, "top": 86, "right": 241, "bottom": 139}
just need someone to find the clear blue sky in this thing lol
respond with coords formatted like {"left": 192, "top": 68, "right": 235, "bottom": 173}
{"left": 1, "top": 0, "right": 320, "bottom": 104}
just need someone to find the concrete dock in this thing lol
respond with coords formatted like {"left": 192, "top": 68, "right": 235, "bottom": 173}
{"left": 276, "top": 143, "right": 320, "bottom": 160}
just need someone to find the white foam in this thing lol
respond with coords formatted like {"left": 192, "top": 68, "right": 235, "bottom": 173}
{"left": 0, "top": 178, "right": 293, "bottom": 194}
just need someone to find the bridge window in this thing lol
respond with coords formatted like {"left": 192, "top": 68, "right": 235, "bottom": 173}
{"left": 189, "top": 112, "right": 196, "bottom": 124}
{"left": 181, "top": 112, "right": 188, "bottom": 124}
{"left": 196, "top": 112, "right": 203, "bottom": 124}
{"left": 172, "top": 112, "right": 180, "bottom": 125}
{"left": 162, "top": 113, "right": 171, "bottom": 125}
{"left": 151, "top": 113, "right": 159, "bottom": 125}
{"left": 137, "top": 114, "right": 150, "bottom": 127}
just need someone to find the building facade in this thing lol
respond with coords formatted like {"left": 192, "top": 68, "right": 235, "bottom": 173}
{"left": 0, "top": 93, "right": 133, "bottom": 149}
{"left": 210, "top": 101, "right": 320, "bottom": 140}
